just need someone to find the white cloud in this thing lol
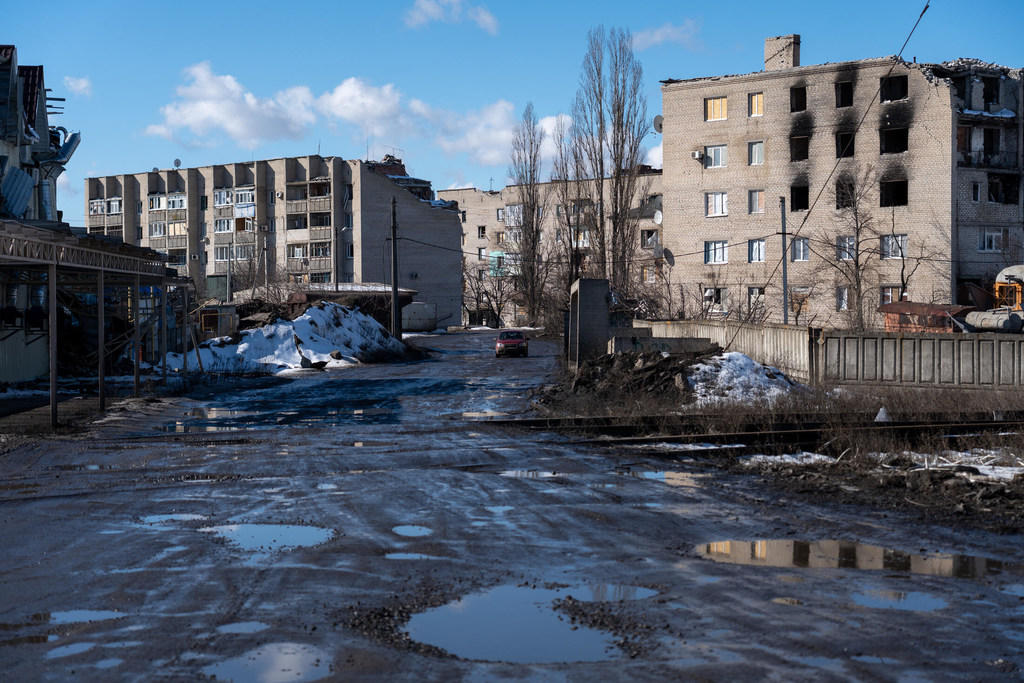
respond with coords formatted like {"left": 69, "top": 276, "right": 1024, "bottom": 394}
{"left": 646, "top": 142, "right": 663, "bottom": 169}
{"left": 144, "top": 62, "right": 314, "bottom": 149}
{"left": 634, "top": 20, "right": 702, "bottom": 51}
{"left": 428, "top": 100, "right": 516, "bottom": 166}
{"left": 316, "top": 78, "right": 410, "bottom": 142}
{"left": 404, "top": 0, "right": 498, "bottom": 34}
{"left": 63, "top": 76, "right": 92, "bottom": 97}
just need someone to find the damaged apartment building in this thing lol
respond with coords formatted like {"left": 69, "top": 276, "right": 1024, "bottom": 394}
{"left": 659, "top": 34, "right": 1023, "bottom": 329}
{"left": 85, "top": 155, "right": 464, "bottom": 327}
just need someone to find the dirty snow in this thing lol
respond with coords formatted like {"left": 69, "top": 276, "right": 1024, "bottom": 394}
{"left": 688, "top": 352, "right": 798, "bottom": 405}
{"left": 744, "top": 452, "right": 836, "bottom": 466}
{"left": 166, "top": 302, "right": 406, "bottom": 375}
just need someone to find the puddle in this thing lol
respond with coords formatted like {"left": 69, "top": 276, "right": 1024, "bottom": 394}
{"left": 343, "top": 441, "right": 393, "bottom": 447}
{"left": 50, "top": 610, "right": 125, "bottom": 625}
{"left": 202, "top": 642, "right": 330, "bottom": 682}
{"left": 95, "top": 658, "right": 123, "bottom": 669}
{"left": 582, "top": 584, "right": 658, "bottom": 601}
{"left": 138, "top": 514, "right": 206, "bottom": 526}
{"left": 392, "top": 525, "right": 432, "bottom": 537}
{"left": 851, "top": 590, "right": 947, "bottom": 612}
{"left": 316, "top": 483, "right": 338, "bottom": 490}
{"left": 216, "top": 621, "right": 270, "bottom": 634}
{"left": 49, "top": 464, "right": 112, "bottom": 471}
{"left": 386, "top": 553, "right": 445, "bottom": 560}
{"left": 463, "top": 411, "right": 508, "bottom": 418}
{"left": 697, "top": 540, "right": 1016, "bottom": 579}
{"left": 500, "top": 470, "right": 560, "bottom": 479}
{"left": 405, "top": 585, "right": 618, "bottom": 663}
{"left": 46, "top": 642, "right": 96, "bottom": 659}
{"left": 485, "top": 506, "right": 513, "bottom": 514}
{"left": 199, "top": 524, "right": 334, "bottom": 553}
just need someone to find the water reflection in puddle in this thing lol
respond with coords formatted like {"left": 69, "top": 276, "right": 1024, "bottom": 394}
{"left": 851, "top": 590, "right": 947, "bottom": 612}
{"left": 49, "top": 610, "right": 125, "bottom": 625}
{"left": 697, "top": 539, "right": 1015, "bottom": 579}
{"left": 202, "top": 642, "right": 330, "bottom": 682}
{"left": 199, "top": 524, "right": 334, "bottom": 553}
{"left": 392, "top": 525, "right": 432, "bottom": 537}
{"left": 138, "top": 514, "right": 206, "bottom": 526}
{"left": 500, "top": 470, "right": 560, "bottom": 479}
{"left": 45, "top": 642, "right": 95, "bottom": 659}
{"left": 386, "top": 553, "right": 444, "bottom": 560}
{"left": 406, "top": 585, "right": 618, "bottom": 663}
{"left": 216, "top": 621, "right": 270, "bottom": 634}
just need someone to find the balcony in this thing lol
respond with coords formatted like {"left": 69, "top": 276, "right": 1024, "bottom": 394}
{"left": 166, "top": 235, "right": 187, "bottom": 249}
{"left": 87, "top": 214, "right": 106, "bottom": 228}
{"left": 167, "top": 209, "right": 187, "bottom": 222}
{"left": 149, "top": 237, "right": 167, "bottom": 250}
{"left": 958, "top": 149, "right": 1019, "bottom": 169}
{"left": 286, "top": 199, "right": 308, "bottom": 213}
{"left": 309, "top": 226, "right": 332, "bottom": 241}
{"left": 286, "top": 257, "right": 308, "bottom": 272}
{"left": 309, "top": 257, "right": 332, "bottom": 272}
{"left": 308, "top": 196, "right": 331, "bottom": 212}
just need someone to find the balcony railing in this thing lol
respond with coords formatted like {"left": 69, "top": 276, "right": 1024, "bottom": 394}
{"left": 958, "top": 150, "right": 1019, "bottom": 169}
{"left": 286, "top": 257, "right": 308, "bottom": 272}
{"left": 167, "top": 209, "right": 187, "bottom": 222}
{"left": 166, "top": 235, "right": 187, "bottom": 249}
{"left": 309, "top": 226, "right": 332, "bottom": 241}
{"left": 286, "top": 199, "right": 308, "bottom": 213}
{"left": 308, "top": 196, "right": 331, "bottom": 212}
{"left": 309, "top": 257, "right": 332, "bottom": 271}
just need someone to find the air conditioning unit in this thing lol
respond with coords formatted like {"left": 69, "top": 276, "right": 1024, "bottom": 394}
{"left": 190, "top": 254, "right": 199, "bottom": 261}
{"left": 691, "top": 151, "right": 703, "bottom": 160}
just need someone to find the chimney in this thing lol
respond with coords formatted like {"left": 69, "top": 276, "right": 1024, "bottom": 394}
{"left": 765, "top": 34, "right": 801, "bottom": 71}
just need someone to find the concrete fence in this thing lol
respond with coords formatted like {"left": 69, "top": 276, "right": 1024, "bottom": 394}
{"left": 636, "top": 318, "right": 1024, "bottom": 390}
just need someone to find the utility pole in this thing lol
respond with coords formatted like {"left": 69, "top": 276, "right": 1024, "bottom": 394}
{"left": 780, "top": 197, "right": 789, "bottom": 325}
{"left": 390, "top": 196, "right": 401, "bottom": 338}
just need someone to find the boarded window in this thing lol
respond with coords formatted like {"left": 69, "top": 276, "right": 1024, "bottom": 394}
{"left": 705, "top": 97, "right": 727, "bottom": 121}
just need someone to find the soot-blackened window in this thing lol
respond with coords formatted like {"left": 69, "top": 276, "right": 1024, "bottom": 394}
{"left": 790, "top": 136, "right": 810, "bottom": 161}
{"left": 790, "top": 86, "right": 807, "bottom": 112}
{"left": 836, "top": 132, "right": 855, "bottom": 158}
{"left": 880, "top": 75, "right": 908, "bottom": 102}
{"left": 880, "top": 179, "right": 909, "bottom": 207}
{"left": 791, "top": 185, "right": 809, "bottom": 211}
{"left": 835, "top": 81, "right": 853, "bottom": 108}
{"left": 880, "top": 128, "right": 909, "bottom": 154}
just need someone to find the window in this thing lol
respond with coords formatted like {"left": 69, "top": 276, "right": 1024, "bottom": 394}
{"left": 235, "top": 188, "right": 255, "bottom": 204}
{"left": 973, "top": 183, "right": 981, "bottom": 202}
{"left": 148, "top": 221, "right": 166, "bottom": 238}
{"left": 880, "top": 180, "right": 908, "bottom": 207}
{"left": 748, "top": 92, "right": 763, "bottom": 117}
{"left": 497, "top": 232, "right": 506, "bottom": 244}
{"left": 344, "top": 213, "right": 353, "bottom": 229}
{"left": 136, "top": 201, "right": 143, "bottom": 214}
{"left": 791, "top": 237, "right": 810, "bottom": 261}
{"left": 836, "top": 235, "right": 855, "bottom": 261}
{"left": 704, "top": 240, "right": 728, "bottom": 264}
{"left": 168, "top": 221, "right": 186, "bottom": 236}
{"left": 790, "top": 136, "right": 809, "bottom": 161}
{"left": 704, "top": 145, "right": 727, "bottom": 168}
{"left": 461, "top": 211, "right": 467, "bottom": 223}
{"left": 214, "top": 246, "right": 230, "bottom": 262}
{"left": 957, "top": 126, "right": 970, "bottom": 155}
{"left": 310, "top": 242, "right": 331, "bottom": 258}
{"left": 880, "top": 128, "right": 909, "bottom": 154}
{"left": 748, "top": 141, "right": 764, "bottom": 166}
{"left": 835, "top": 81, "right": 853, "bottom": 108}
{"left": 640, "top": 229, "right": 659, "bottom": 248}
{"left": 880, "top": 286, "right": 904, "bottom": 304}
{"left": 288, "top": 244, "right": 308, "bottom": 259}
{"left": 310, "top": 272, "right": 331, "bottom": 284}
{"left": 880, "top": 75, "right": 908, "bottom": 102}
{"left": 478, "top": 247, "right": 486, "bottom": 260}
{"left": 477, "top": 226, "right": 486, "bottom": 239}
{"left": 790, "top": 287, "right": 811, "bottom": 313}
{"left": 982, "top": 76, "right": 999, "bottom": 105}
{"left": 836, "top": 179, "right": 855, "bottom": 209}
{"left": 748, "top": 190, "right": 765, "bottom": 214}
{"left": 642, "top": 266, "right": 657, "bottom": 283}
{"left": 496, "top": 207, "right": 505, "bottom": 222}
{"left": 268, "top": 218, "right": 276, "bottom": 232}
{"left": 791, "top": 185, "right": 809, "bottom": 211}
{"left": 200, "top": 195, "right": 208, "bottom": 211}
{"left": 506, "top": 204, "right": 524, "bottom": 227}
{"left": 214, "top": 189, "right": 233, "bottom": 206}
{"left": 167, "top": 194, "right": 186, "bottom": 209}
{"left": 790, "top": 86, "right": 807, "bottom": 112}
{"left": 235, "top": 244, "right": 255, "bottom": 261}
{"left": 706, "top": 192, "right": 728, "bottom": 217}
{"left": 214, "top": 218, "right": 232, "bottom": 233}
{"left": 89, "top": 199, "right": 105, "bottom": 215}
{"left": 748, "top": 287, "right": 765, "bottom": 311}
{"left": 106, "top": 198, "right": 122, "bottom": 214}
{"left": 836, "top": 132, "right": 855, "bottom": 158}
{"left": 572, "top": 229, "right": 590, "bottom": 248}
{"left": 703, "top": 287, "right": 728, "bottom": 311}
{"left": 705, "top": 96, "right": 727, "bottom": 121}
{"left": 836, "top": 286, "right": 849, "bottom": 311}
{"left": 267, "top": 190, "right": 276, "bottom": 206}
{"left": 988, "top": 173, "right": 1020, "bottom": 204}
{"left": 880, "top": 234, "right": 908, "bottom": 260}
{"left": 199, "top": 222, "right": 207, "bottom": 239}
{"left": 984, "top": 128, "right": 1000, "bottom": 156}
{"left": 979, "top": 226, "right": 1009, "bottom": 252}
{"left": 748, "top": 239, "right": 765, "bottom": 263}
{"left": 507, "top": 228, "right": 523, "bottom": 243}
{"left": 148, "top": 196, "right": 164, "bottom": 211}
{"left": 346, "top": 244, "right": 354, "bottom": 259}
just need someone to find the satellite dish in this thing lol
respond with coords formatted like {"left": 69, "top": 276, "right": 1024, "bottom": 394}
{"left": 652, "top": 114, "right": 663, "bottom": 134}
{"left": 662, "top": 249, "right": 675, "bottom": 267}
{"left": 173, "top": 158, "right": 181, "bottom": 168}
{"left": 152, "top": 167, "right": 158, "bottom": 172}
{"left": 653, "top": 210, "right": 663, "bottom": 225}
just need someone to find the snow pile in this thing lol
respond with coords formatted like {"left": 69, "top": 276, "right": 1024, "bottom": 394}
{"left": 167, "top": 302, "right": 407, "bottom": 375}
{"left": 744, "top": 452, "right": 835, "bottom": 466}
{"left": 688, "top": 352, "right": 799, "bottom": 405}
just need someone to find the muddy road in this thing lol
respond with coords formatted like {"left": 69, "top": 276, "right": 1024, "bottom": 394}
{"left": 1, "top": 330, "right": 1022, "bottom": 681}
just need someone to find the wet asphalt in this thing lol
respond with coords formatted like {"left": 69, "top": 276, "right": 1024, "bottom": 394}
{"left": 1, "top": 330, "right": 1023, "bottom": 681}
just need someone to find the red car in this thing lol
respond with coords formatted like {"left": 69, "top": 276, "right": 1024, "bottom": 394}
{"left": 495, "top": 329, "right": 529, "bottom": 357}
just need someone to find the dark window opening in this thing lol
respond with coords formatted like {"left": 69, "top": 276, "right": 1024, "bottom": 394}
{"left": 952, "top": 76, "right": 967, "bottom": 102}
{"left": 790, "top": 136, "right": 810, "bottom": 161}
{"left": 957, "top": 126, "right": 970, "bottom": 155}
{"left": 880, "top": 75, "right": 908, "bottom": 102}
{"left": 836, "top": 179, "right": 855, "bottom": 209}
{"left": 791, "top": 185, "right": 809, "bottom": 211}
{"left": 983, "top": 77, "right": 1000, "bottom": 105}
{"left": 988, "top": 173, "right": 1020, "bottom": 205}
{"left": 790, "top": 86, "right": 807, "bottom": 112}
{"left": 835, "top": 81, "right": 853, "bottom": 108}
{"left": 880, "top": 180, "right": 909, "bottom": 207}
{"left": 200, "top": 195, "right": 208, "bottom": 210}
{"left": 879, "top": 128, "right": 909, "bottom": 154}
{"left": 836, "top": 132, "right": 855, "bottom": 158}
{"left": 984, "top": 128, "right": 1000, "bottom": 156}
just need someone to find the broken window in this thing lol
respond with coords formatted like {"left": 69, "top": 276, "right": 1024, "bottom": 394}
{"left": 880, "top": 75, "right": 908, "bottom": 102}
{"left": 836, "top": 132, "right": 855, "bottom": 158}
{"left": 790, "top": 86, "right": 807, "bottom": 112}
{"left": 988, "top": 173, "right": 1020, "bottom": 204}
{"left": 984, "top": 128, "right": 1000, "bottom": 156}
{"left": 703, "top": 287, "right": 728, "bottom": 311}
{"left": 835, "top": 81, "right": 853, "bottom": 108}
{"left": 956, "top": 126, "right": 970, "bottom": 155}
{"left": 791, "top": 185, "right": 809, "bottom": 211}
{"left": 952, "top": 77, "right": 967, "bottom": 102}
{"left": 749, "top": 287, "right": 766, "bottom": 312}
{"left": 836, "top": 286, "right": 849, "bottom": 311}
{"left": 836, "top": 179, "right": 855, "bottom": 209}
{"left": 477, "top": 226, "right": 486, "bottom": 239}
{"left": 880, "top": 180, "right": 909, "bottom": 207}
{"left": 983, "top": 77, "right": 1000, "bottom": 106}
{"left": 790, "top": 286, "right": 810, "bottom": 313}
{"left": 790, "top": 136, "right": 809, "bottom": 161}
{"left": 973, "top": 183, "right": 981, "bottom": 202}
{"left": 879, "top": 128, "right": 909, "bottom": 154}
{"left": 979, "top": 227, "right": 1008, "bottom": 252}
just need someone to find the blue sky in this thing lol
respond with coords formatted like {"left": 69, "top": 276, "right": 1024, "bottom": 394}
{"left": 9, "top": 0, "right": 1022, "bottom": 225}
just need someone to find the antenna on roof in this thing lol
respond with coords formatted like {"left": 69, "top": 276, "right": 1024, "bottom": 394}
{"left": 489, "top": 177, "right": 494, "bottom": 191}
{"left": 173, "top": 158, "right": 181, "bottom": 169}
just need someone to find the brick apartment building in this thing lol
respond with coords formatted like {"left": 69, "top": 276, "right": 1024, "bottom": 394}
{"left": 660, "top": 35, "right": 1022, "bottom": 329}
{"left": 85, "top": 155, "right": 463, "bottom": 326}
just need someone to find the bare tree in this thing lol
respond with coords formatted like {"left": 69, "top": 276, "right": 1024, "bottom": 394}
{"left": 506, "top": 102, "right": 549, "bottom": 323}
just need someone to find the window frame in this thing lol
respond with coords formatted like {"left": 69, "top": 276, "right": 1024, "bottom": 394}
{"left": 748, "top": 92, "right": 763, "bottom": 117}
{"left": 704, "top": 240, "right": 728, "bottom": 264}
{"left": 791, "top": 237, "right": 810, "bottom": 262}
{"left": 748, "top": 140, "right": 764, "bottom": 166}
{"left": 748, "top": 238, "right": 766, "bottom": 263}
{"left": 704, "top": 96, "right": 728, "bottom": 121}
{"left": 705, "top": 192, "right": 728, "bottom": 217}
{"left": 978, "top": 226, "right": 1008, "bottom": 253}
{"left": 880, "top": 234, "right": 908, "bottom": 260}
{"left": 836, "top": 235, "right": 856, "bottom": 261}
{"left": 704, "top": 144, "right": 727, "bottom": 169}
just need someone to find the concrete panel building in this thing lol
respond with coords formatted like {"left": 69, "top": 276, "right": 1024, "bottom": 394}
{"left": 659, "top": 35, "right": 1022, "bottom": 329}
{"left": 85, "top": 155, "right": 464, "bottom": 327}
